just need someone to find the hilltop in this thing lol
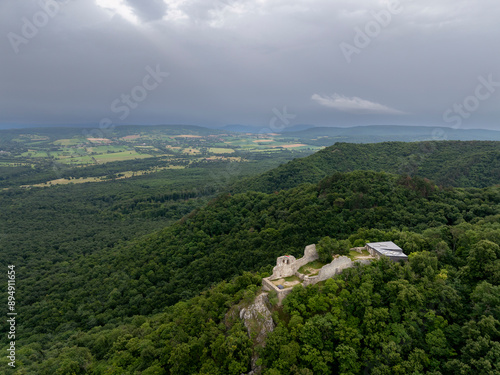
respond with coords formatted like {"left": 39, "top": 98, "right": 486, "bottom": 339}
{"left": 231, "top": 141, "right": 500, "bottom": 192}
{"left": 2, "top": 169, "right": 499, "bottom": 373}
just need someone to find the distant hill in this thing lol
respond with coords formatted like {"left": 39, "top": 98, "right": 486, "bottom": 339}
{"left": 6, "top": 124, "right": 500, "bottom": 143}
{"left": 231, "top": 141, "right": 500, "bottom": 192}
{"left": 219, "top": 124, "right": 500, "bottom": 145}
{"left": 280, "top": 125, "right": 500, "bottom": 145}
{"left": 0, "top": 123, "right": 97, "bottom": 130}
{"left": 0, "top": 124, "right": 225, "bottom": 141}
{"left": 221, "top": 124, "right": 315, "bottom": 133}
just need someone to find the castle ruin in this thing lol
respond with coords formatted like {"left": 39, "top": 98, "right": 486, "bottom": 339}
{"left": 262, "top": 244, "right": 355, "bottom": 304}
{"left": 261, "top": 241, "right": 405, "bottom": 305}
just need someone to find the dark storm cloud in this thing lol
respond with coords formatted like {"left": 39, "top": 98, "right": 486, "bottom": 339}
{"left": 0, "top": 0, "right": 499, "bottom": 129}
{"left": 124, "top": 0, "right": 168, "bottom": 22}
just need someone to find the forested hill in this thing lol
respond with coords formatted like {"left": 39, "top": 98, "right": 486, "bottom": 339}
{"left": 2, "top": 170, "right": 499, "bottom": 373}
{"left": 2, "top": 171, "right": 496, "bottom": 325}
{"left": 231, "top": 141, "right": 500, "bottom": 193}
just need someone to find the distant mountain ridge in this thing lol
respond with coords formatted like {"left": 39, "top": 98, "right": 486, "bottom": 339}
{"left": 221, "top": 124, "right": 315, "bottom": 133}
{"left": 3, "top": 123, "right": 500, "bottom": 143}
{"left": 0, "top": 124, "right": 225, "bottom": 138}
{"left": 288, "top": 125, "right": 500, "bottom": 143}
{"left": 219, "top": 124, "right": 500, "bottom": 144}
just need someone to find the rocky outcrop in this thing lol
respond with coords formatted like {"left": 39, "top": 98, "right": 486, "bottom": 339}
{"left": 240, "top": 293, "right": 274, "bottom": 346}
{"left": 240, "top": 293, "right": 275, "bottom": 374}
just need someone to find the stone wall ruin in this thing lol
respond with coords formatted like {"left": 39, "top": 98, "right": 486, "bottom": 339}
{"left": 262, "top": 244, "right": 355, "bottom": 304}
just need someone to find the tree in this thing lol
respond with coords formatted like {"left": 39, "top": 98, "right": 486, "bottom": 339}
{"left": 317, "top": 237, "right": 349, "bottom": 263}
{"left": 465, "top": 240, "right": 499, "bottom": 280}
{"left": 471, "top": 282, "right": 500, "bottom": 320}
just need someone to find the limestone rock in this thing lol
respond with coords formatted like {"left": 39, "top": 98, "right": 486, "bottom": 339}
{"left": 240, "top": 293, "right": 275, "bottom": 374}
{"left": 241, "top": 293, "right": 274, "bottom": 347}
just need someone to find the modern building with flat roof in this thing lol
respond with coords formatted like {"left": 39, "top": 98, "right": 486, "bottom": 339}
{"left": 366, "top": 241, "right": 408, "bottom": 261}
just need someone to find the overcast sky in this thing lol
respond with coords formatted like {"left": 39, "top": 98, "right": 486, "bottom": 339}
{"left": 0, "top": 0, "right": 499, "bottom": 130}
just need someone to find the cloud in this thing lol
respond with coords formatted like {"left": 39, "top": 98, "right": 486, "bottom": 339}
{"left": 95, "top": 0, "right": 140, "bottom": 24}
{"left": 311, "top": 94, "right": 407, "bottom": 115}
{"left": 0, "top": 0, "right": 498, "bottom": 129}
{"left": 124, "top": 0, "right": 168, "bottom": 22}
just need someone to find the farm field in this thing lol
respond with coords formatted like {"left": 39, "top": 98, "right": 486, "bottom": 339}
{"left": 0, "top": 125, "right": 323, "bottom": 188}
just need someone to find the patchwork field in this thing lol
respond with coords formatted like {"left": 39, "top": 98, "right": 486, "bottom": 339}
{"left": 0, "top": 125, "right": 324, "bottom": 188}
{"left": 93, "top": 152, "right": 151, "bottom": 162}
{"left": 208, "top": 147, "right": 235, "bottom": 154}
{"left": 53, "top": 138, "right": 84, "bottom": 146}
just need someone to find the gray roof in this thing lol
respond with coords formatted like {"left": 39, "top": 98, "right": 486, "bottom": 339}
{"left": 366, "top": 241, "right": 408, "bottom": 258}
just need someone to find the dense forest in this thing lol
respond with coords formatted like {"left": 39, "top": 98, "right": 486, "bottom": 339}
{"left": 2, "top": 169, "right": 500, "bottom": 373}
{"left": 0, "top": 159, "right": 286, "bottom": 267}
{"left": 1, "top": 139, "right": 499, "bottom": 374}
{"left": 11, "top": 221, "right": 497, "bottom": 375}
{"left": 232, "top": 141, "right": 500, "bottom": 192}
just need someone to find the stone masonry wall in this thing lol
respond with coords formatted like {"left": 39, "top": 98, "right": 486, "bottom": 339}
{"left": 270, "top": 255, "right": 297, "bottom": 279}
{"left": 264, "top": 245, "right": 357, "bottom": 305}
{"left": 261, "top": 278, "right": 276, "bottom": 292}
{"left": 302, "top": 256, "right": 354, "bottom": 287}
{"left": 269, "top": 244, "right": 318, "bottom": 280}
{"left": 261, "top": 278, "right": 294, "bottom": 304}
{"left": 316, "top": 256, "right": 353, "bottom": 281}
{"left": 291, "top": 244, "right": 319, "bottom": 272}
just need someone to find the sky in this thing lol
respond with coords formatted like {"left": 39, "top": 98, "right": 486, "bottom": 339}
{"left": 0, "top": 0, "right": 499, "bottom": 130}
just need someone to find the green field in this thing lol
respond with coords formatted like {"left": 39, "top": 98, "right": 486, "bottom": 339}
{"left": 53, "top": 138, "right": 84, "bottom": 146}
{"left": 208, "top": 147, "right": 235, "bottom": 154}
{"left": 93, "top": 151, "right": 154, "bottom": 162}
{"left": 0, "top": 125, "right": 321, "bottom": 189}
